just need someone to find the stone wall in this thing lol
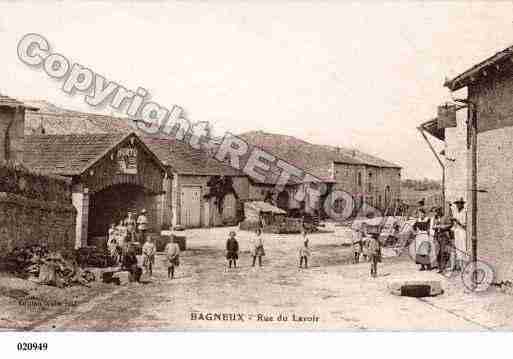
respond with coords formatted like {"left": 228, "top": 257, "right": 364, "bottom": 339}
{"left": 467, "top": 67, "right": 513, "bottom": 282}
{"left": 0, "top": 164, "right": 76, "bottom": 255}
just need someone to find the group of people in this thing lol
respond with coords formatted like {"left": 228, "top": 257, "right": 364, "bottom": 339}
{"left": 351, "top": 222, "right": 383, "bottom": 277}
{"left": 107, "top": 210, "right": 149, "bottom": 257}
{"left": 225, "top": 229, "right": 312, "bottom": 269}
{"left": 413, "top": 197, "right": 468, "bottom": 273}
{"left": 105, "top": 209, "right": 181, "bottom": 282}
{"left": 350, "top": 197, "right": 468, "bottom": 278}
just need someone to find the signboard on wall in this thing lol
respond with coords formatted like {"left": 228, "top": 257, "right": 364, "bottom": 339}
{"left": 117, "top": 146, "right": 138, "bottom": 174}
{"left": 437, "top": 104, "right": 457, "bottom": 129}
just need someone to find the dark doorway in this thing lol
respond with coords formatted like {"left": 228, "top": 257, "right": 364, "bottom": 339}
{"left": 88, "top": 184, "right": 148, "bottom": 238}
{"left": 276, "top": 191, "right": 290, "bottom": 211}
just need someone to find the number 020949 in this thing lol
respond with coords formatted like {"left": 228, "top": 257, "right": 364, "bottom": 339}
{"left": 17, "top": 342, "right": 48, "bottom": 351}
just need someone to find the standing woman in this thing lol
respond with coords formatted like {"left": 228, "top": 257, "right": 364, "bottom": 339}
{"left": 452, "top": 198, "right": 468, "bottom": 272}
{"left": 137, "top": 209, "right": 149, "bottom": 244}
{"left": 413, "top": 209, "right": 433, "bottom": 271}
{"left": 251, "top": 228, "right": 265, "bottom": 267}
{"left": 226, "top": 231, "right": 239, "bottom": 268}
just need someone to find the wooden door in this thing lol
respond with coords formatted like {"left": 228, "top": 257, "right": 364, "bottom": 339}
{"left": 180, "top": 186, "right": 201, "bottom": 227}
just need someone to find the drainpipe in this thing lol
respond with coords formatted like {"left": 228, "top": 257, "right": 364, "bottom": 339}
{"left": 454, "top": 99, "right": 478, "bottom": 286}
{"left": 417, "top": 125, "right": 445, "bottom": 215}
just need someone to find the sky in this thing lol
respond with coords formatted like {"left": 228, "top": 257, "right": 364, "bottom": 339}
{"left": 2, "top": 1, "right": 513, "bottom": 179}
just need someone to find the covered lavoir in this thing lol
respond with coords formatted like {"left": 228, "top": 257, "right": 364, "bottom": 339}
{"left": 23, "top": 132, "right": 170, "bottom": 248}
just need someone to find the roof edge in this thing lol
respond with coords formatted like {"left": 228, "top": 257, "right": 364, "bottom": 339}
{"left": 444, "top": 45, "right": 513, "bottom": 91}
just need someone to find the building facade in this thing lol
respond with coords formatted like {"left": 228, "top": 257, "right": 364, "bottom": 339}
{"left": 24, "top": 132, "right": 169, "bottom": 247}
{"left": 444, "top": 45, "right": 513, "bottom": 282}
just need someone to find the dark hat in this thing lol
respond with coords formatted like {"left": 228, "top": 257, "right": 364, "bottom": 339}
{"left": 418, "top": 199, "right": 425, "bottom": 206}
{"left": 453, "top": 197, "right": 466, "bottom": 204}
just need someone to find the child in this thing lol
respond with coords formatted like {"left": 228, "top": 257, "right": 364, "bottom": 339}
{"left": 368, "top": 233, "right": 381, "bottom": 278}
{"left": 251, "top": 228, "right": 265, "bottom": 267}
{"left": 298, "top": 230, "right": 311, "bottom": 268}
{"left": 226, "top": 231, "right": 239, "bottom": 268}
{"left": 108, "top": 222, "right": 116, "bottom": 243}
{"left": 142, "top": 235, "right": 156, "bottom": 277}
{"left": 164, "top": 237, "right": 180, "bottom": 279}
{"left": 351, "top": 221, "right": 363, "bottom": 264}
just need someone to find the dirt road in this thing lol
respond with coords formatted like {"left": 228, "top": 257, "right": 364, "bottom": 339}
{"left": 30, "top": 226, "right": 513, "bottom": 331}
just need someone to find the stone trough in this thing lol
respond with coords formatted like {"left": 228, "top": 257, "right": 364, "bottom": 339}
{"left": 389, "top": 280, "right": 444, "bottom": 298}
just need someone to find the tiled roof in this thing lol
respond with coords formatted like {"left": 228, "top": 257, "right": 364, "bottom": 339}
{"left": 23, "top": 101, "right": 242, "bottom": 176}
{"left": 23, "top": 133, "right": 129, "bottom": 175}
{"left": 141, "top": 135, "right": 243, "bottom": 176}
{"left": 239, "top": 131, "right": 401, "bottom": 184}
{"left": 25, "top": 102, "right": 135, "bottom": 135}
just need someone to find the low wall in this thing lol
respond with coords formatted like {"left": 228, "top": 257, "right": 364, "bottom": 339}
{"left": 0, "top": 164, "right": 76, "bottom": 255}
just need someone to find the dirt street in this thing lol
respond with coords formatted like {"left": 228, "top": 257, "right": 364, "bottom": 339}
{"left": 24, "top": 226, "right": 513, "bottom": 331}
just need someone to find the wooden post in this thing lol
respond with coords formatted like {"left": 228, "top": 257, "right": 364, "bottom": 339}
{"left": 417, "top": 126, "right": 446, "bottom": 215}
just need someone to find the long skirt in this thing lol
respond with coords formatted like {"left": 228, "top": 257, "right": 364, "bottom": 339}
{"left": 415, "top": 232, "right": 436, "bottom": 266}
{"left": 454, "top": 228, "right": 468, "bottom": 262}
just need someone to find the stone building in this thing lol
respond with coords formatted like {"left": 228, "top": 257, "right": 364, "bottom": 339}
{"left": 239, "top": 131, "right": 402, "bottom": 217}
{"left": 142, "top": 135, "right": 249, "bottom": 228}
{"left": 442, "top": 44, "right": 513, "bottom": 282}
{"left": 23, "top": 132, "right": 169, "bottom": 248}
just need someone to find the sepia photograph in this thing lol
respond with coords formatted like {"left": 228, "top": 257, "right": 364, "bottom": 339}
{"left": 1, "top": 0, "right": 513, "bottom": 356}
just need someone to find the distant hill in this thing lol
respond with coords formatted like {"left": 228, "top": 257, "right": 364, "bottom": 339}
{"left": 401, "top": 178, "right": 441, "bottom": 191}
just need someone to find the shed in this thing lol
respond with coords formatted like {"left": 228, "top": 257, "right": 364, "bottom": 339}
{"left": 241, "top": 201, "right": 302, "bottom": 233}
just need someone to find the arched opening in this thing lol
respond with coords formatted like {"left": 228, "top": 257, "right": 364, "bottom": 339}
{"left": 88, "top": 183, "right": 157, "bottom": 240}
{"left": 276, "top": 191, "right": 290, "bottom": 211}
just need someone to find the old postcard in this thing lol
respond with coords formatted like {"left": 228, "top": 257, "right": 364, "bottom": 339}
{"left": 1, "top": 1, "right": 513, "bottom": 343}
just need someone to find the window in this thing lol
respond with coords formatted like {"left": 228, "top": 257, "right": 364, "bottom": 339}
{"left": 357, "top": 172, "right": 362, "bottom": 187}
{"left": 385, "top": 185, "right": 391, "bottom": 206}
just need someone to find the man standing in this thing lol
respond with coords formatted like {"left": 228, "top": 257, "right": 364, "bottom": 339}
{"left": 452, "top": 198, "right": 467, "bottom": 272}
{"left": 432, "top": 207, "right": 452, "bottom": 273}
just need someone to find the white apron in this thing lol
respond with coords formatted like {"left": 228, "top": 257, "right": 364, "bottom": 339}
{"left": 453, "top": 209, "right": 467, "bottom": 261}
